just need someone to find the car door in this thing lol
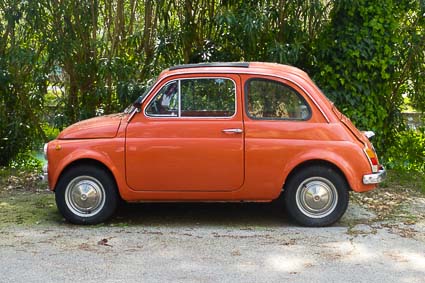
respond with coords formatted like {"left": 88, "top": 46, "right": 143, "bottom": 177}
{"left": 125, "top": 74, "right": 244, "bottom": 192}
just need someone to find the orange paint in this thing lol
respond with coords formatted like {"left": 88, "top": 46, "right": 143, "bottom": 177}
{"left": 46, "top": 62, "right": 383, "bottom": 203}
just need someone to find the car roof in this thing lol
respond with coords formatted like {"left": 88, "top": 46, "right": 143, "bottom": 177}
{"left": 161, "top": 62, "right": 310, "bottom": 81}
{"left": 169, "top": 62, "right": 250, "bottom": 70}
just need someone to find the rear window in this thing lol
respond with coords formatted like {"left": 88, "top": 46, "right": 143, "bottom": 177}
{"left": 246, "top": 79, "right": 311, "bottom": 120}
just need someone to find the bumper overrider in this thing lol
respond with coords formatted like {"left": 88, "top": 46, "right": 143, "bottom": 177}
{"left": 40, "top": 143, "right": 49, "bottom": 183}
{"left": 363, "top": 167, "right": 386, "bottom": 184}
{"left": 40, "top": 163, "right": 48, "bottom": 183}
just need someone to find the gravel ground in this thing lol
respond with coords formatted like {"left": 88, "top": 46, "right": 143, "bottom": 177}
{"left": 0, "top": 201, "right": 424, "bottom": 283}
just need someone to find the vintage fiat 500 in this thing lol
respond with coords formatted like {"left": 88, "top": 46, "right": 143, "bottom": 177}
{"left": 43, "top": 62, "right": 386, "bottom": 226}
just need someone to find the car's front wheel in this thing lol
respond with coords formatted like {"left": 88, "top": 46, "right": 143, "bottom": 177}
{"left": 283, "top": 166, "right": 349, "bottom": 227}
{"left": 55, "top": 165, "right": 118, "bottom": 224}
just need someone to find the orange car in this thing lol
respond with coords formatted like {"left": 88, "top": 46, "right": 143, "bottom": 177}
{"left": 43, "top": 62, "right": 386, "bottom": 226}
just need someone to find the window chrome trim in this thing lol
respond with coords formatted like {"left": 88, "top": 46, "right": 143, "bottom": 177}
{"left": 178, "top": 80, "right": 182, "bottom": 117}
{"left": 144, "top": 77, "right": 238, "bottom": 119}
{"left": 139, "top": 70, "right": 330, "bottom": 122}
{"left": 144, "top": 80, "right": 179, "bottom": 117}
{"left": 244, "top": 77, "right": 313, "bottom": 121}
{"left": 244, "top": 74, "right": 329, "bottom": 122}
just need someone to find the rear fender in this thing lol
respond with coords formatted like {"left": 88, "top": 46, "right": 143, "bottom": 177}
{"left": 282, "top": 147, "right": 374, "bottom": 192}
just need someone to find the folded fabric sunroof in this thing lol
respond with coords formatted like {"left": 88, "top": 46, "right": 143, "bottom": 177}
{"left": 169, "top": 62, "right": 249, "bottom": 71}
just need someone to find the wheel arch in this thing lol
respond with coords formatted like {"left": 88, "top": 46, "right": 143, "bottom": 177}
{"left": 55, "top": 158, "right": 122, "bottom": 199}
{"left": 283, "top": 159, "right": 350, "bottom": 192}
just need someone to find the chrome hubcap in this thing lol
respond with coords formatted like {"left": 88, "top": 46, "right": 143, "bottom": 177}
{"left": 296, "top": 177, "right": 338, "bottom": 218}
{"left": 65, "top": 176, "right": 105, "bottom": 217}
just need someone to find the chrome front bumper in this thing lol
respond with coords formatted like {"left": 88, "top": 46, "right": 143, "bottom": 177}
{"left": 363, "top": 168, "right": 386, "bottom": 184}
{"left": 40, "top": 164, "right": 48, "bottom": 183}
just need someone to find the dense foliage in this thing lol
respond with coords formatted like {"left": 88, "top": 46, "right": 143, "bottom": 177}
{"left": 386, "top": 129, "right": 425, "bottom": 172}
{"left": 313, "top": 0, "right": 425, "bottom": 152}
{"left": 1, "top": 0, "right": 424, "bottom": 170}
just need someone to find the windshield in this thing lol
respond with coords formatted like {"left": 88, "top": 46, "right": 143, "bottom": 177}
{"left": 123, "top": 83, "right": 154, "bottom": 114}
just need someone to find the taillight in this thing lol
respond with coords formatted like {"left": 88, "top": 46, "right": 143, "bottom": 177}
{"left": 364, "top": 147, "right": 379, "bottom": 173}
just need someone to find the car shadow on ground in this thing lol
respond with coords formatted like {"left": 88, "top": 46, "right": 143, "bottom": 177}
{"left": 110, "top": 198, "right": 292, "bottom": 228}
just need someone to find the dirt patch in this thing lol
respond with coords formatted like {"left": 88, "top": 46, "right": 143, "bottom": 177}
{"left": 0, "top": 169, "right": 44, "bottom": 193}
{"left": 0, "top": 169, "right": 62, "bottom": 227}
{"left": 349, "top": 170, "right": 425, "bottom": 241}
{"left": 351, "top": 170, "right": 424, "bottom": 222}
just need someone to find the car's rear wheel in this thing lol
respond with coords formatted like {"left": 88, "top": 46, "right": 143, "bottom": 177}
{"left": 283, "top": 165, "right": 349, "bottom": 227}
{"left": 55, "top": 165, "right": 118, "bottom": 224}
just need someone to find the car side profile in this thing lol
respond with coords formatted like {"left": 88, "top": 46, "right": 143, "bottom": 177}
{"left": 43, "top": 62, "right": 386, "bottom": 227}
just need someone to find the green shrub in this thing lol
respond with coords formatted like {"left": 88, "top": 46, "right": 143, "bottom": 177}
{"left": 385, "top": 129, "right": 425, "bottom": 172}
{"left": 42, "top": 124, "right": 60, "bottom": 141}
{"left": 9, "top": 151, "right": 43, "bottom": 171}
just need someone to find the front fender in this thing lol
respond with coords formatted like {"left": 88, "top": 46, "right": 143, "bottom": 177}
{"left": 47, "top": 138, "right": 125, "bottom": 192}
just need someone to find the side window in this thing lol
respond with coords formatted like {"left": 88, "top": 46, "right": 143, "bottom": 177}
{"left": 146, "top": 81, "right": 179, "bottom": 116}
{"left": 246, "top": 79, "right": 311, "bottom": 120}
{"left": 146, "top": 78, "right": 236, "bottom": 117}
{"left": 181, "top": 78, "right": 235, "bottom": 117}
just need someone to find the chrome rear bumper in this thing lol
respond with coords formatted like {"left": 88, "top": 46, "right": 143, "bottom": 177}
{"left": 363, "top": 168, "right": 386, "bottom": 184}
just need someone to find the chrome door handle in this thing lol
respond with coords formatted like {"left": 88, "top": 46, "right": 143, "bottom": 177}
{"left": 222, "top": 128, "right": 243, "bottom": 134}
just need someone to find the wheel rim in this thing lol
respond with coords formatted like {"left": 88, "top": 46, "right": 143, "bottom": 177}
{"left": 65, "top": 176, "right": 106, "bottom": 217}
{"left": 295, "top": 177, "right": 338, "bottom": 219}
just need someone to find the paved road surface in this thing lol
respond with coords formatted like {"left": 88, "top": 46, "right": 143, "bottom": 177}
{"left": 0, "top": 202, "right": 424, "bottom": 283}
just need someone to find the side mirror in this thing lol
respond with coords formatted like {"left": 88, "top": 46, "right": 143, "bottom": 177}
{"left": 127, "top": 96, "right": 143, "bottom": 122}
{"left": 133, "top": 96, "right": 142, "bottom": 109}
{"left": 133, "top": 101, "right": 141, "bottom": 109}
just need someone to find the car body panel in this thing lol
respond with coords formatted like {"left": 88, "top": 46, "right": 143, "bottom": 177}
{"left": 125, "top": 119, "right": 245, "bottom": 192}
{"left": 58, "top": 114, "right": 123, "bottom": 139}
{"left": 46, "top": 62, "right": 382, "bottom": 203}
{"left": 125, "top": 73, "right": 244, "bottom": 192}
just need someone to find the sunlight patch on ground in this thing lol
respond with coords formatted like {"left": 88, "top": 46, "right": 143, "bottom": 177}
{"left": 265, "top": 254, "right": 312, "bottom": 273}
{"left": 397, "top": 252, "right": 425, "bottom": 272}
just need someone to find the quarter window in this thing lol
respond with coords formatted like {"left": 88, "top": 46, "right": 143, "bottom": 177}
{"left": 246, "top": 79, "right": 311, "bottom": 120}
{"left": 146, "top": 78, "right": 236, "bottom": 117}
